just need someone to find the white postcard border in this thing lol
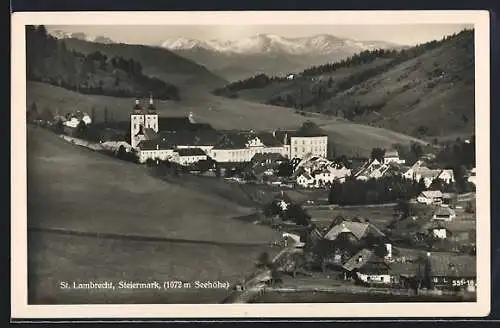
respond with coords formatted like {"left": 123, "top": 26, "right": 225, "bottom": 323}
{"left": 11, "top": 10, "right": 491, "bottom": 319}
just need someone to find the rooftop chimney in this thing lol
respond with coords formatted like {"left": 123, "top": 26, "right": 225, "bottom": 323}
{"left": 357, "top": 256, "right": 363, "bottom": 263}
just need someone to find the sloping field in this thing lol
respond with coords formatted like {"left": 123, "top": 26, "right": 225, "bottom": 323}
{"left": 27, "top": 127, "right": 282, "bottom": 242}
{"left": 29, "top": 231, "right": 274, "bottom": 304}
{"left": 27, "top": 127, "right": 281, "bottom": 303}
{"left": 27, "top": 81, "right": 426, "bottom": 157}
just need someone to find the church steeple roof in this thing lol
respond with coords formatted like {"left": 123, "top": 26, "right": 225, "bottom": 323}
{"left": 133, "top": 98, "right": 143, "bottom": 112}
{"left": 147, "top": 93, "right": 156, "bottom": 112}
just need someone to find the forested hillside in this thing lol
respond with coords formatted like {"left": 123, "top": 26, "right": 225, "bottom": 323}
{"left": 27, "top": 25, "right": 180, "bottom": 100}
{"left": 213, "top": 29, "right": 475, "bottom": 138}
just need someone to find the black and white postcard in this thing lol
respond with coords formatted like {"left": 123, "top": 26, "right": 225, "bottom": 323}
{"left": 11, "top": 10, "right": 491, "bottom": 319}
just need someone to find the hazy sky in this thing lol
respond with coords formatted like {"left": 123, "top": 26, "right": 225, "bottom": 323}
{"left": 46, "top": 24, "right": 472, "bottom": 46}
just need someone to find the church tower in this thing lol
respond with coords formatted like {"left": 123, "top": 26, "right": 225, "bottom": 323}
{"left": 144, "top": 93, "right": 159, "bottom": 133}
{"left": 130, "top": 98, "right": 146, "bottom": 149}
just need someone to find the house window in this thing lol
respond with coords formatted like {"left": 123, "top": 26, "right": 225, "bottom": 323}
{"left": 380, "top": 276, "right": 384, "bottom": 282}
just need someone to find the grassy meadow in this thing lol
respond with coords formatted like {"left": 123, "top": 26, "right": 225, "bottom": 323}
{"left": 27, "top": 127, "right": 282, "bottom": 304}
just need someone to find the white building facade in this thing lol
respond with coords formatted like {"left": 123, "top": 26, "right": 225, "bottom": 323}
{"left": 289, "top": 135, "right": 328, "bottom": 159}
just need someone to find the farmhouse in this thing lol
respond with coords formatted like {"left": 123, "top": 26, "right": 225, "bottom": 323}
{"left": 431, "top": 226, "right": 453, "bottom": 240}
{"left": 354, "top": 159, "right": 391, "bottom": 181}
{"left": 383, "top": 150, "right": 405, "bottom": 165}
{"left": 417, "top": 190, "right": 443, "bottom": 205}
{"left": 323, "top": 220, "right": 386, "bottom": 243}
{"left": 467, "top": 168, "right": 476, "bottom": 185}
{"left": 427, "top": 253, "right": 476, "bottom": 291}
{"left": 422, "top": 221, "right": 453, "bottom": 239}
{"left": 342, "top": 249, "right": 392, "bottom": 285}
{"left": 296, "top": 173, "right": 315, "bottom": 188}
{"left": 432, "top": 207, "right": 456, "bottom": 222}
{"left": 403, "top": 161, "right": 455, "bottom": 187}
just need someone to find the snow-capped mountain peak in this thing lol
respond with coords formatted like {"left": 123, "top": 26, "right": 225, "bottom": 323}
{"left": 160, "top": 34, "right": 400, "bottom": 56}
{"left": 49, "top": 30, "right": 115, "bottom": 44}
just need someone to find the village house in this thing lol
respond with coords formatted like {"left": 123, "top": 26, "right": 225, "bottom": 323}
{"left": 296, "top": 173, "right": 315, "bottom": 188}
{"left": 173, "top": 148, "right": 208, "bottom": 166}
{"left": 383, "top": 150, "right": 405, "bottom": 165}
{"left": 432, "top": 206, "right": 456, "bottom": 222}
{"left": 403, "top": 161, "right": 455, "bottom": 187}
{"left": 322, "top": 219, "right": 392, "bottom": 263}
{"left": 467, "top": 168, "right": 476, "bottom": 186}
{"left": 422, "top": 221, "right": 453, "bottom": 240}
{"left": 354, "top": 159, "right": 391, "bottom": 181}
{"left": 426, "top": 253, "right": 476, "bottom": 292}
{"left": 416, "top": 190, "right": 443, "bottom": 205}
{"left": 388, "top": 262, "right": 421, "bottom": 288}
{"left": 342, "top": 249, "right": 392, "bottom": 285}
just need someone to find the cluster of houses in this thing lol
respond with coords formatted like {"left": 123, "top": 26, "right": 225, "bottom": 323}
{"left": 275, "top": 203, "right": 476, "bottom": 292}
{"left": 294, "top": 155, "right": 352, "bottom": 188}
{"left": 125, "top": 96, "right": 328, "bottom": 166}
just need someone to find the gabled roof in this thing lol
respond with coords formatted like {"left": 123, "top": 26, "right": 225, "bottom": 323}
{"left": 384, "top": 150, "right": 399, "bottom": 158}
{"left": 420, "top": 190, "right": 443, "bottom": 199}
{"left": 299, "top": 173, "right": 313, "bottom": 180}
{"left": 324, "top": 221, "right": 369, "bottom": 241}
{"left": 434, "top": 207, "right": 456, "bottom": 217}
{"left": 427, "top": 253, "right": 476, "bottom": 277}
{"left": 175, "top": 148, "right": 207, "bottom": 157}
{"left": 421, "top": 221, "right": 453, "bottom": 233}
{"left": 323, "top": 220, "right": 386, "bottom": 241}
{"left": 389, "top": 262, "right": 421, "bottom": 277}
{"left": 342, "top": 249, "right": 389, "bottom": 273}
{"left": 144, "top": 127, "right": 157, "bottom": 140}
{"left": 137, "top": 139, "right": 175, "bottom": 151}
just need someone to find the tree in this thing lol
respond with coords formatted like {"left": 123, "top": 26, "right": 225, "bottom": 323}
{"left": 76, "top": 119, "right": 87, "bottom": 138}
{"left": 394, "top": 200, "right": 411, "bottom": 220}
{"left": 370, "top": 148, "right": 386, "bottom": 162}
{"left": 39, "top": 107, "right": 54, "bottom": 122}
{"left": 410, "top": 143, "right": 423, "bottom": 160}
{"left": 256, "top": 252, "right": 272, "bottom": 269}
{"left": 277, "top": 162, "right": 294, "bottom": 177}
{"left": 465, "top": 201, "right": 475, "bottom": 214}
{"left": 27, "top": 102, "right": 39, "bottom": 122}
{"left": 429, "top": 178, "right": 444, "bottom": 191}
{"left": 90, "top": 106, "right": 96, "bottom": 123}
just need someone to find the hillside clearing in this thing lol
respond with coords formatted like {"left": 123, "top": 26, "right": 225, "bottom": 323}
{"left": 27, "top": 127, "right": 284, "bottom": 303}
{"left": 27, "top": 81, "right": 427, "bottom": 157}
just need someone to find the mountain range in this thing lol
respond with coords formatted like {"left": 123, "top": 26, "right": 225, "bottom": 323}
{"left": 161, "top": 33, "right": 402, "bottom": 56}
{"left": 160, "top": 34, "right": 404, "bottom": 81}
{"left": 50, "top": 29, "right": 115, "bottom": 44}
{"left": 212, "top": 29, "right": 475, "bottom": 138}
